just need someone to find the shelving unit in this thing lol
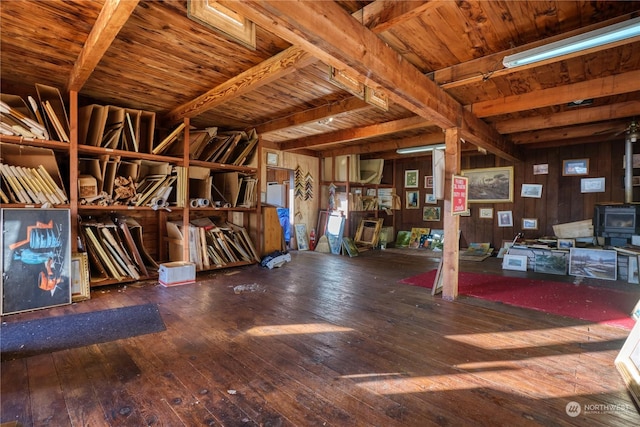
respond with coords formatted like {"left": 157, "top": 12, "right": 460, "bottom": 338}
{"left": 320, "top": 155, "right": 395, "bottom": 237}
{"left": 1, "top": 88, "right": 261, "bottom": 288}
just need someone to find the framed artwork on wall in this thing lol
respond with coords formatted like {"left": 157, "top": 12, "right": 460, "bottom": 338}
{"left": 461, "top": 166, "right": 513, "bottom": 203}
{"left": 580, "top": 177, "right": 605, "bottom": 193}
{"left": 521, "top": 184, "right": 542, "bottom": 198}
{"left": 1, "top": 208, "right": 72, "bottom": 315}
{"left": 424, "top": 175, "right": 433, "bottom": 188}
{"left": 404, "top": 170, "right": 419, "bottom": 188}
{"left": 497, "top": 210, "right": 513, "bottom": 227}
{"left": 479, "top": 208, "right": 493, "bottom": 219}
{"left": 423, "top": 207, "right": 441, "bottom": 221}
{"left": 522, "top": 218, "right": 538, "bottom": 230}
{"left": 562, "top": 159, "right": 589, "bottom": 176}
{"left": 406, "top": 191, "right": 419, "bottom": 209}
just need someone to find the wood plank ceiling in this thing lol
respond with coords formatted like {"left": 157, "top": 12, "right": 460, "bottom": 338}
{"left": 1, "top": 0, "right": 639, "bottom": 162}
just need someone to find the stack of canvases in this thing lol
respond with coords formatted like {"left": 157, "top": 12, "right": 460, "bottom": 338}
{"left": 166, "top": 217, "right": 260, "bottom": 271}
{"left": 78, "top": 214, "right": 158, "bottom": 283}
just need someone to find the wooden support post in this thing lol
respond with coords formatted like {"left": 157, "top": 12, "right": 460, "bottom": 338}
{"left": 442, "top": 128, "right": 461, "bottom": 301}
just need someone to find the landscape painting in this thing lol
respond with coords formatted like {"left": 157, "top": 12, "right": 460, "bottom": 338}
{"left": 462, "top": 166, "right": 514, "bottom": 203}
{"left": 568, "top": 248, "right": 617, "bottom": 281}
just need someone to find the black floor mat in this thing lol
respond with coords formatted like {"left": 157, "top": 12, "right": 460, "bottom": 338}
{"left": 1, "top": 303, "right": 166, "bottom": 361}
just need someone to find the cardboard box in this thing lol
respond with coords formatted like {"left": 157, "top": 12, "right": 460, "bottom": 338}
{"left": 78, "top": 174, "right": 98, "bottom": 198}
{"left": 553, "top": 219, "right": 593, "bottom": 238}
{"left": 158, "top": 261, "right": 195, "bottom": 287}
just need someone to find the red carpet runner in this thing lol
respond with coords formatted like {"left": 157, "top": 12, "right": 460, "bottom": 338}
{"left": 399, "top": 270, "right": 640, "bottom": 329}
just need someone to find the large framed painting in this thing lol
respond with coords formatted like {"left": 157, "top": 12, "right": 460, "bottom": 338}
{"left": 568, "top": 248, "right": 617, "bottom": 281}
{"left": 1, "top": 208, "right": 72, "bottom": 315}
{"left": 461, "top": 166, "right": 514, "bottom": 203}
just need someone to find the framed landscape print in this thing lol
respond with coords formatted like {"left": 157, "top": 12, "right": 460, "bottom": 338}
{"left": 563, "top": 158, "right": 589, "bottom": 176}
{"left": 521, "top": 184, "right": 542, "bottom": 198}
{"left": 461, "top": 166, "right": 513, "bottom": 203}
{"left": 1, "top": 208, "right": 72, "bottom": 315}
{"left": 423, "top": 207, "right": 441, "bottom": 221}
{"left": 569, "top": 248, "right": 617, "bottom": 281}
{"left": 406, "top": 191, "right": 419, "bottom": 209}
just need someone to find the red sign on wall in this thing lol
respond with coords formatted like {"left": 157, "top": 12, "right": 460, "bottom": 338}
{"left": 451, "top": 175, "right": 468, "bottom": 215}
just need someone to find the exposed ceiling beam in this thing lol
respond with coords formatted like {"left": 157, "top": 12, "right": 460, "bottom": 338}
{"left": 470, "top": 70, "right": 640, "bottom": 118}
{"left": 173, "top": 0, "right": 427, "bottom": 130}
{"left": 227, "top": 1, "right": 517, "bottom": 161}
{"left": 321, "top": 132, "right": 445, "bottom": 158}
{"left": 280, "top": 116, "right": 433, "bottom": 151}
{"left": 356, "top": 0, "right": 442, "bottom": 33}
{"left": 510, "top": 120, "right": 630, "bottom": 145}
{"left": 431, "top": 13, "right": 640, "bottom": 89}
{"left": 165, "top": 46, "right": 315, "bottom": 123}
{"left": 66, "top": 0, "right": 139, "bottom": 92}
{"left": 494, "top": 101, "right": 640, "bottom": 134}
{"left": 255, "top": 96, "right": 369, "bottom": 135}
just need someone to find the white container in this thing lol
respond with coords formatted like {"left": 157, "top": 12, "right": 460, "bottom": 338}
{"left": 158, "top": 261, "right": 196, "bottom": 287}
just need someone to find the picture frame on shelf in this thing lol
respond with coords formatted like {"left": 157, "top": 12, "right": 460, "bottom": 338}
{"left": 569, "top": 248, "right": 617, "bottom": 281}
{"left": 522, "top": 218, "right": 538, "bottom": 230}
{"left": 405, "top": 170, "right": 419, "bottom": 188}
{"left": 497, "top": 210, "right": 513, "bottom": 227}
{"left": 502, "top": 254, "right": 527, "bottom": 271}
{"left": 562, "top": 158, "right": 589, "bottom": 176}
{"left": 461, "top": 166, "right": 513, "bottom": 203}
{"left": 1, "top": 208, "right": 72, "bottom": 315}
{"left": 479, "top": 208, "right": 493, "bottom": 219}
{"left": 521, "top": 184, "right": 542, "bottom": 198}
{"left": 406, "top": 190, "right": 419, "bottom": 209}
{"left": 580, "top": 177, "right": 605, "bottom": 193}
{"left": 557, "top": 238, "right": 575, "bottom": 249}
{"left": 71, "top": 252, "right": 90, "bottom": 302}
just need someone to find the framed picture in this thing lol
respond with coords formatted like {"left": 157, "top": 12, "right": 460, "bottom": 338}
{"left": 266, "top": 151, "right": 279, "bottom": 166}
{"left": 522, "top": 218, "right": 538, "bottom": 230}
{"left": 406, "top": 190, "right": 419, "bottom": 209}
{"left": 423, "top": 206, "right": 441, "bottom": 221}
{"left": 502, "top": 254, "right": 527, "bottom": 271}
{"left": 521, "top": 184, "right": 543, "bottom": 198}
{"left": 479, "top": 208, "right": 493, "bottom": 219}
{"left": 615, "top": 318, "right": 640, "bottom": 408}
{"left": 405, "top": 170, "right": 419, "bottom": 188}
{"left": 562, "top": 158, "right": 589, "bottom": 176}
{"left": 557, "top": 238, "right": 575, "bottom": 249}
{"left": 497, "top": 210, "right": 513, "bottom": 227}
{"left": 425, "top": 193, "right": 437, "bottom": 204}
{"left": 569, "top": 248, "right": 617, "bottom": 281}
{"left": 633, "top": 176, "right": 640, "bottom": 187}
{"left": 461, "top": 166, "right": 513, "bottom": 203}
{"left": 629, "top": 256, "right": 639, "bottom": 285}
{"left": 424, "top": 175, "right": 433, "bottom": 189}
{"left": 1, "top": 208, "right": 72, "bottom": 315}
{"left": 581, "top": 177, "right": 605, "bottom": 193}
{"left": 534, "top": 251, "right": 568, "bottom": 275}
{"left": 326, "top": 215, "right": 345, "bottom": 255}
{"left": 294, "top": 223, "right": 309, "bottom": 251}
{"left": 71, "top": 252, "right": 90, "bottom": 302}
{"left": 533, "top": 164, "right": 549, "bottom": 175}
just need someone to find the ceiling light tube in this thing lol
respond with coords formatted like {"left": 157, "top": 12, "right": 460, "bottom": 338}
{"left": 503, "top": 16, "right": 640, "bottom": 68}
{"left": 396, "top": 144, "right": 445, "bottom": 154}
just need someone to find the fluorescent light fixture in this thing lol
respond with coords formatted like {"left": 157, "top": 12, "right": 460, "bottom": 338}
{"left": 396, "top": 144, "right": 445, "bottom": 154}
{"left": 503, "top": 16, "right": 640, "bottom": 68}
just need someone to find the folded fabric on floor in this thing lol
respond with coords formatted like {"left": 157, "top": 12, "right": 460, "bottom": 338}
{"left": 1, "top": 303, "right": 166, "bottom": 360}
{"left": 399, "top": 270, "right": 639, "bottom": 329}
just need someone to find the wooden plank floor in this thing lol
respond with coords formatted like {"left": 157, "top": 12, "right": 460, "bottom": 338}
{"left": 2, "top": 250, "right": 640, "bottom": 426}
